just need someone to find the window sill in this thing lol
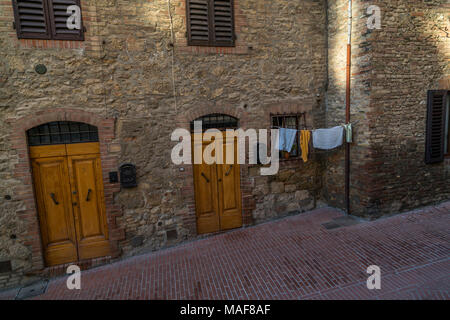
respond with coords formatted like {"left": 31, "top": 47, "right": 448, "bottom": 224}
{"left": 187, "top": 43, "right": 236, "bottom": 48}
{"left": 18, "top": 39, "right": 85, "bottom": 50}
{"left": 279, "top": 156, "right": 301, "bottom": 162}
{"left": 176, "top": 43, "right": 249, "bottom": 55}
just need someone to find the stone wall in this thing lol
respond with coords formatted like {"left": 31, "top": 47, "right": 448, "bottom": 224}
{"left": 325, "top": 0, "right": 450, "bottom": 217}
{"left": 366, "top": 0, "right": 449, "bottom": 215}
{"left": 325, "top": 0, "right": 374, "bottom": 214}
{"left": 0, "top": 0, "right": 328, "bottom": 289}
{"left": 1, "top": 0, "right": 447, "bottom": 291}
{"left": 0, "top": 0, "right": 107, "bottom": 289}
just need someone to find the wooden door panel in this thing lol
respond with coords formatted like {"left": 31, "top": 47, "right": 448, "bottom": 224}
{"left": 68, "top": 153, "right": 110, "bottom": 260}
{"left": 195, "top": 164, "right": 216, "bottom": 214}
{"left": 220, "top": 165, "right": 239, "bottom": 211}
{"left": 193, "top": 163, "right": 220, "bottom": 234}
{"left": 193, "top": 134, "right": 220, "bottom": 234}
{"left": 66, "top": 142, "right": 100, "bottom": 156}
{"left": 32, "top": 156, "right": 78, "bottom": 266}
{"left": 71, "top": 157, "right": 103, "bottom": 237}
{"left": 30, "top": 145, "right": 66, "bottom": 159}
{"left": 218, "top": 137, "right": 242, "bottom": 231}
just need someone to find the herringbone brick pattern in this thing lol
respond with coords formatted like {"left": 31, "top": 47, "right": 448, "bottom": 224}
{"left": 1, "top": 202, "right": 449, "bottom": 300}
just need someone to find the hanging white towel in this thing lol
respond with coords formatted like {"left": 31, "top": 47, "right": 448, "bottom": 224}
{"left": 278, "top": 128, "right": 297, "bottom": 152}
{"left": 312, "top": 126, "right": 344, "bottom": 150}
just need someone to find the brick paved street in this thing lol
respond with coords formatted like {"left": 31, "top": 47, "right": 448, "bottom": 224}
{"left": 1, "top": 202, "right": 449, "bottom": 300}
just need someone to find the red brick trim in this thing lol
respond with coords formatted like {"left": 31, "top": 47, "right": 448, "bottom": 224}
{"left": 7, "top": 108, "right": 124, "bottom": 272}
{"left": 438, "top": 76, "right": 450, "bottom": 90}
{"left": 263, "top": 99, "right": 315, "bottom": 127}
{"left": 174, "top": 0, "right": 249, "bottom": 55}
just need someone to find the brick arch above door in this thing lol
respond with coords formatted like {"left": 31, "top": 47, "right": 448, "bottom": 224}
{"left": 7, "top": 108, "right": 125, "bottom": 272}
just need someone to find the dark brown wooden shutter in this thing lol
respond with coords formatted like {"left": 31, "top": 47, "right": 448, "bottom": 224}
{"left": 186, "top": 0, "right": 235, "bottom": 47}
{"left": 425, "top": 90, "right": 448, "bottom": 164}
{"left": 212, "top": 0, "right": 234, "bottom": 46}
{"left": 12, "top": 0, "right": 51, "bottom": 39}
{"left": 186, "top": 0, "right": 210, "bottom": 45}
{"left": 47, "top": 0, "right": 84, "bottom": 40}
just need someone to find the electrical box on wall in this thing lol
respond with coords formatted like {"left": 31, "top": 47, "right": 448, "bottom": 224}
{"left": 119, "top": 164, "right": 137, "bottom": 188}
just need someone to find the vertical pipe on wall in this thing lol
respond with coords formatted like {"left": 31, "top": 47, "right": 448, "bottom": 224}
{"left": 167, "top": 0, "right": 178, "bottom": 113}
{"left": 345, "top": 0, "right": 352, "bottom": 214}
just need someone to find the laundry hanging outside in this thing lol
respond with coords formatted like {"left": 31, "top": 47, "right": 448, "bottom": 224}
{"left": 276, "top": 124, "right": 351, "bottom": 159}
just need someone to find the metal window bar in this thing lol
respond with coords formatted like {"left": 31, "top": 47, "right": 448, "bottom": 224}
{"left": 27, "top": 121, "right": 99, "bottom": 146}
{"left": 190, "top": 114, "right": 239, "bottom": 131}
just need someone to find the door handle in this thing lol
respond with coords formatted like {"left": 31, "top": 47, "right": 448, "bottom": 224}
{"left": 86, "top": 189, "right": 92, "bottom": 202}
{"left": 201, "top": 172, "right": 210, "bottom": 183}
{"left": 225, "top": 165, "right": 233, "bottom": 176}
{"left": 50, "top": 193, "right": 59, "bottom": 205}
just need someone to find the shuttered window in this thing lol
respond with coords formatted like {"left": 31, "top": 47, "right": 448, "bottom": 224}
{"left": 12, "top": 0, "right": 84, "bottom": 40}
{"left": 186, "top": 0, "right": 235, "bottom": 47}
{"left": 425, "top": 90, "right": 449, "bottom": 164}
{"left": 47, "top": 0, "right": 84, "bottom": 40}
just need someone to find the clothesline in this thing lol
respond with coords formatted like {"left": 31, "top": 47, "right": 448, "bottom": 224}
{"left": 271, "top": 120, "right": 359, "bottom": 132}
{"left": 276, "top": 121, "right": 356, "bottom": 160}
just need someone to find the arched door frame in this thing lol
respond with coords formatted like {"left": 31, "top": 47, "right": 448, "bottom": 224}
{"left": 7, "top": 109, "right": 125, "bottom": 272}
{"left": 175, "top": 106, "right": 254, "bottom": 236}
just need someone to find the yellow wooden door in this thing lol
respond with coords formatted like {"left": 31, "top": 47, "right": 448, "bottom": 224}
{"left": 217, "top": 136, "right": 242, "bottom": 231}
{"left": 67, "top": 143, "right": 110, "bottom": 261}
{"left": 31, "top": 146, "right": 78, "bottom": 266}
{"left": 193, "top": 134, "right": 221, "bottom": 234}
{"left": 30, "top": 143, "right": 109, "bottom": 266}
{"left": 193, "top": 133, "right": 242, "bottom": 234}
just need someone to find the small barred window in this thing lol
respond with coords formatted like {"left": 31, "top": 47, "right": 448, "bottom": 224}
{"left": 27, "top": 121, "right": 98, "bottom": 146}
{"left": 190, "top": 114, "right": 239, "bottom": 131}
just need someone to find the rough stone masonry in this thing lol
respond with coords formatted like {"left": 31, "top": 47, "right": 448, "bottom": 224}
{"left": 0, "top": 0, "right": 448, "bottom": 290}
{"left": 325, "top": 0, "right": 449, "bottom": 216}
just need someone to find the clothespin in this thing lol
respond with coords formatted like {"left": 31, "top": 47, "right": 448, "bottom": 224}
{"left": 341, "top": 123, "right": 353, "bottom": 143}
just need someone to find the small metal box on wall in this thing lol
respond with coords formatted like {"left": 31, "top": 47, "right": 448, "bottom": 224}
{"left": 119, "top": 163, "right": 137, "bottom": 188}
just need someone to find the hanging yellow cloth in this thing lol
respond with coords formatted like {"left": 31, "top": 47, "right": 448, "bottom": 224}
{"left": 300, "top": 130, "right": 311, "bottom": 163}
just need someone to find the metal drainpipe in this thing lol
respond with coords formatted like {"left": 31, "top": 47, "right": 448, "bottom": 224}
{"left": 345, "top": 0, "right": 352, "bottom": 214}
